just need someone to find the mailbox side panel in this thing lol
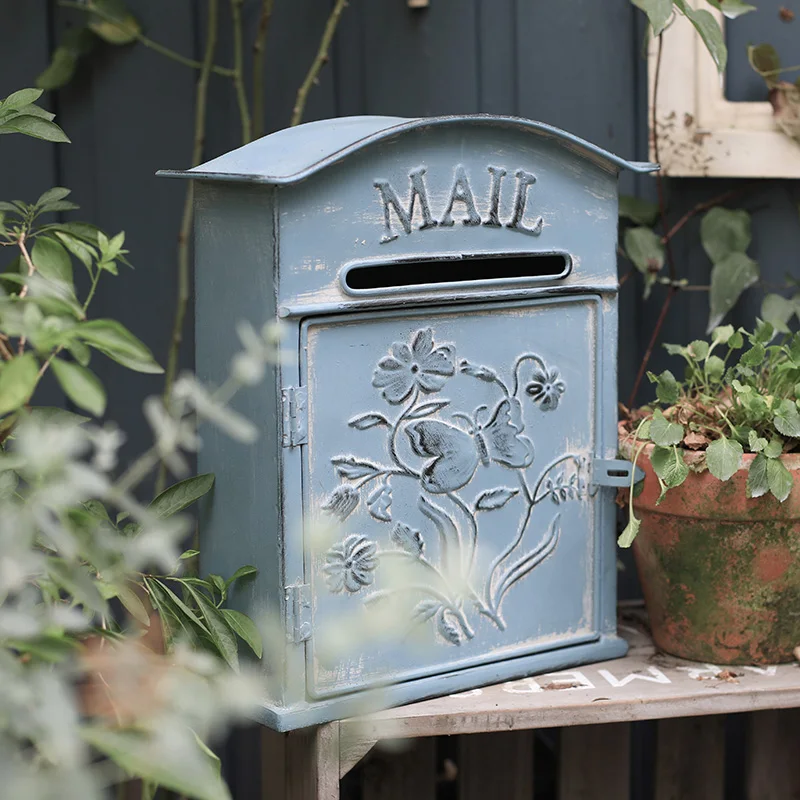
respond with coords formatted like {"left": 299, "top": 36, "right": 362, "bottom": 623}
{"left": 194, "top": 183, "right": 288, "bottom": 700}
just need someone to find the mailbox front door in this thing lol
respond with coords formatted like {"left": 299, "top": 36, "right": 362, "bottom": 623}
{"left": 301, "top": 296, "right": 605, "bottom": 699}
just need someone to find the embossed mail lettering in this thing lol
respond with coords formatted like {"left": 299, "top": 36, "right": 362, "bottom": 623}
{"left": 374, "top": 165, "right": 543, "bottom": 244}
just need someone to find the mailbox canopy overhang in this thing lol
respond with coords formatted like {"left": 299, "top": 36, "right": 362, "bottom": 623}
{"left": 159, "top": 114, "right": 657, "bottom": 185}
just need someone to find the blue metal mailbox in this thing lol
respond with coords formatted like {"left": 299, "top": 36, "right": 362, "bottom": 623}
{"left": 161, "top": 115, "right": 657, "bottom": 731}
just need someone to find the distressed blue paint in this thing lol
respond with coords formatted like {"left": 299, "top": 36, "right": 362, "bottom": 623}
{"left": 176, "top": 115, "right": 653, "bottom": 731}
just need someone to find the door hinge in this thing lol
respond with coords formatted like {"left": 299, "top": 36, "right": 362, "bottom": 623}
{"left": 592, "top": 458, "right": 645, "bottom": 488}
{"left": 285, "top": 583, "right": 312, "bottom": 644}
{"left": 281, "top": 386, "right": 308, "bottom": 447}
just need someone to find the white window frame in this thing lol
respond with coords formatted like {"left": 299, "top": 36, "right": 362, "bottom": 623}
{"left": 650, "top": 3, "right": 800, "bottom": 177}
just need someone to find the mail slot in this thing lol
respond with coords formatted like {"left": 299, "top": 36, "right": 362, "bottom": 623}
{"left": 161, "top": 115, "right": 657, "bottom": 731}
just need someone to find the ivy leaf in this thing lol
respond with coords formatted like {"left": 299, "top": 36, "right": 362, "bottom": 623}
{"left": 650, "top": 445, "right": 690, "bottom": 490}
{"left": 647, "top": 370, "right": 680, "bottom": 405}
{"left": 675, "top": 0, "right": 727, "bottom": 72}
{"left": 406, "top": 401, "right": 450, "bottom": 420}
{"left": 630, "top": 0, "right": 674, "bottom": 35}
{"left": 747, "top": 452, "right": 770, "bottom": 498}
{"left": 50, "top": 358, "right": 106, "bottom": 417}
{"left": 649, "top": 410, "right": 684, "bottom": 447}
{"left": 617, "top": 516, "right": 641, "bottom": 548}
{"left": 775, "top": 399, "right": 800, "bottom": 438}
{"left": 618, "top": 194, "right": 659, "bottom": 225}
{"left": 348, "top": 412, "right": 389, "bottom": 430}
{"left": 705, "top": 437, "right": 744, "bottom": 481}
{"left": 700, "top": 207, "right": 751, "bottom": 263}
{"left": 623, "top": 227, "right": 664, "bottom": 275}
{"left": 149, "top": 474, "right": 215, "bottom": 518}
{"left": 331, "top": 456, "right": 381, "bottom": 480}
{"left": 707, "top": 253, "right": 759, "bottom": 332}
{"left": 706, "top": 0, "right": 756, "bottom": 18}
{"left": 220, "top": 608, "right": 263, "bottom": 658}
{"left": 75, "top": 319, "right": 163, "bottom": 373}
{"left": 0, "top": 354, "right": 40, "bottom": 416}
{"left": 390, "top": 522, "right": 423, "bottom": 556}
{"left": 767, "top": 458, "right": 794, "bottom": 502}
{"left": 475, "top": 486, "right": 519, "bottom": 511}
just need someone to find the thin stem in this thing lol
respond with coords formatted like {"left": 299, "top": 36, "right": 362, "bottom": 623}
{"left": 511, "top": 353, "right": 547, "bottom": 397}
{"left": 17, "top": 234, "right": 35, "bottom": 355}
{"left": 0, "top": 337, "right": 13, "bottom": 361}
{"left": 58, "top": 1, "right": 235, "bottom": 77}
{"left": 627, "top": 287, "right": 676, "bottom": 408}
{"left": 158, "top": 0, "right": 219, "bottom": 495}
{"left": 252, "top": 0, "right": 275, "bottom": 140}
{"left": 389, "top": 389, "right": 421, "bottom": 478}
{"left": 82, "top": 267, "right": 101, "bottom": 313}
{"left": 291, "top": 0, "right": 348, "bottom": 126}
{"left": 230, "top": 0, "right": 252, "bottom": 144}
{"left": 661, "top": 188, "right": 749, "bottom": 244}
{"left": 446, "top": 491, "right": 478, "bottom": 580}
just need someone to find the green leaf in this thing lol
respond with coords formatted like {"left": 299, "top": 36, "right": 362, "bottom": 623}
{"left": 185, "top": 584, "right": 239, "bottom": 669}
{"left": 618, "top": 516, "right": 641, "bottom": 548}
{"left": 752, "top": 318, "right": 775, "bottom": 345}
{"left": 618, "top": 194, "right": 660, "bottom": 225}
{"left": 705, "top": 436, "right": 743, "bottom": 481}
{"left": 180, "top": 549, "right": 200, "bottom": 560}
{"left": 76, "top": 319, "right": 163, "bottom": 373}
{"left": 688, "top": 340, "right": 710, "bottom": 360}
{"left": 0, "top": 114, "right": 70, "bottom": 143}
{"left": 748, "top": 43, "right": 781, "bottom": 81}
{"left": 701, "top": 207, "right": 752, "bottom": 263}
{"left": 650, "top": 409, "right": 685, "bottom": 446}
{"left": 88, "top": 0, "right": 142, "bottom": 44}
{"left": 624, "top": 227, "right": 665, "bottom": 275}
{"left": 740, "top": 342, "right": 766, "bottom": 367}
{"left": 707, "top": 253, "right": 759, "bottom": 332}
{"left": 152, "top": 580, "right": 210, "bottom": 635}
{"left": 226, "top": 565, "right": 257, "bottom": 587}
{"left": 650, "top": 445, "right": 690, "bottom": 489}
{"left": 747, "top": 452, "right": 770, "bottom": 498}
{"left": 221, "top": 608, "right": 263, "bottom": 658}
{"left": 149, "top": 473, "right": 215, "bottom": 518}
{"left": 0, "top": 354, "right": 39, "bottom": 416}
{"left": 32, "top": 236, "right": 72, "bottom": 283}
{"left": 749, "top": 429, "right": 768, "bottom": 452}
{"left": 764, "top": 438, "right": 784, "bottom": 459}
{"left": 1, "top": 89, "right": 44, "bottom": 110}
{"left": 767, "top": 457, "right": 794, "bottom": 502}
{"left": 37, "top": 48, "right": 79, "bottom": 91}
{"left": 673, "top": 0, "right": 726, "bottom": 71}
{"left": 647, "top": 369, "right": 680, "bottom": 404}
{"left": 54, "top": 232, "right": 96, "bottom": 271}
{"left": 25, "top": 406, "right": 89, "bottom": 427}
{"left": 50, "top": 358, "right": 106, "bottom": 417}
{"left": 712, "top": 324, "right": 735, "bottom": 344}
{"left": 706, "top": 0, "right": 756, "bottom": 18}
{"left": 116, "top": 583, "right": 151, "bottom": 626}
{"left": 66, "top": 338, "right": 92, "bottom": 367}
{"left": 46, "top": 558, "right": 106, "bottom": 613}
{"left": 631, "top": 0, "right": 674, "bottom": 34}
{"left": 705, "top": 355, "right": 725, "bottom": 381}
{"left": 81, "top": 726, "right": 232, "bottom": 800}
{"left": 761, "top": 294, "right": 795, "bottom": 332}
{"left": 775, "top": 399, "right": 800, "bottom": 438}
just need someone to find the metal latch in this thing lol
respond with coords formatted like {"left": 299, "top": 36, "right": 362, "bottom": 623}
{"left": 281, "top": 386, "right": 308, "bottom": 447}
{"left": 591, "top": 458, "right": 645, "bottom": 488}
{"left": 285, "top": 583, "right": 311, "bottom": 644}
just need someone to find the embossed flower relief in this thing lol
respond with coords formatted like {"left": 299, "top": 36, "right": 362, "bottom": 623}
{"left": 324, "top": 534, "right": 378, "bottom": 594}
{"left": 525, "top": 363, "right": 565, "bottom": 411}
{"left": 372, "top": 328, "right": 455, "bottom": 404}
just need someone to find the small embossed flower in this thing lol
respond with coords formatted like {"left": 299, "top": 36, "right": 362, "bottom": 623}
{"left": 321, "top": 485, "right": 359, "bottom": 521}
{"left": 372, "top": 328, "right": 455, "bottom": 404}
{"left": 525, "top": 365, "right": 566, "bottom": 411}
{"left": 324, "top": 534, "right": 378, "bottom": 594}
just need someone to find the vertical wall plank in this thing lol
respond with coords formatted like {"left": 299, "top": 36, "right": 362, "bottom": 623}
{"left": 458, "top": 731, "right": 534, "bottom": 800}
{"left": 747, "top": 710, "right": 800, "bottom": 800}
{"left": 362, "top": 738, "right": 437, "bottom": 800}
{"left": 560, "top": 724, "right": 631, "bottom": 800}
{"left": 655, "top": 717, "right": 724, "bottom": 800}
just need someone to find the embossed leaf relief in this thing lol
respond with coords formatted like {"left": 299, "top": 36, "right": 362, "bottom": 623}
{"left": 320, "top": 327, "right": 588, "bottom": 645}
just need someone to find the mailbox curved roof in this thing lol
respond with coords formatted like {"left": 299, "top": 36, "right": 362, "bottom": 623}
{"left": 158, "top": 115, "right": 658, "bottom": 184}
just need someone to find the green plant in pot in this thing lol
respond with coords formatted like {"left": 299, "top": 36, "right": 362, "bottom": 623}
{"left": 618, "top": 321, "right": 800, "bottom": 665}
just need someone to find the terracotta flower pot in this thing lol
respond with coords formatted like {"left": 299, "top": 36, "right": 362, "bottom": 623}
{"left": 622, "top": 441, "right": 800, "bottom": 665}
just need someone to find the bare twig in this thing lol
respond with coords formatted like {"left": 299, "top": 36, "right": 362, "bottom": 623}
{"left": 158, "top": 0, "right": 219, "bottom": 493}
{"left": 58, "top": 0, "right": 235, "bottom": 77}
{"left": 16, "top": 234, "right": 37, "bottom": 355}
{"left": 662, "top": 187, "right": 750, "bottom": 243}
{"left": 230, "top": 0, "right": 252, "bottom": 144}
{"left": 0, "top": 336, "right": 13, "bottom": 361}
{"left": 291, "top": 0, "right": 349, "bottom": 127}
{"left": 252, "top": 0, "right": 275, "bottom": 141}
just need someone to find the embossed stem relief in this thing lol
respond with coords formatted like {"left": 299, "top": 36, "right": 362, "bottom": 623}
{"left": 321, "top": 328, "right": 588, "bottom": 646}
{"left": 374, "top": 165, "right": 543, "bottom": 244}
